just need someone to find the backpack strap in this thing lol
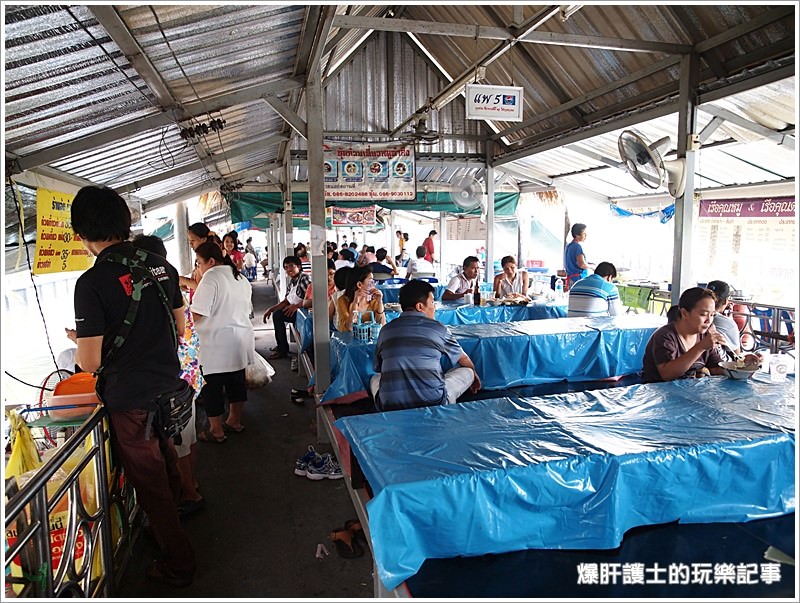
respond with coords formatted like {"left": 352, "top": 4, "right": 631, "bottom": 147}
{"left": 95, "top": 247, "right": 178, "bottom": 378}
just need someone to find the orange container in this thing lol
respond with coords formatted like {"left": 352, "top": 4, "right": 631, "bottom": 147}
{"left": 49, "top": 373, "right": 100, "bottom": 420}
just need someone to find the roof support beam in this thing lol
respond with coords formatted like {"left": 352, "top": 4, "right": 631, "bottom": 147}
{"left": 694, "top": 6, "right": 795, "bottom": 54}
{"left": 332, "top": 14, "right": 690, "bottom": 54}
{"left": 89, "top": 6, "right": 176, "bottom": 109}
{"left": 565, "top": 143, "right": 659, "bottom": 187}
{"left": 494, "top": 55, "right": 682, "bottom": 141}
{"left": 494, "top": 100, "right": 680, "bottom": 166}
{"left": 392, "top": 6, "right": 562, "bottom": 138}
{"left": 114, "top": 134, "right": 288, "bottom": 195}
{"left": 699, "top": 105, "right": 795, "bottom": 150}
{"left": 10, "top": 78, "right": 304, "bottom": 174}
{"left": 263, "top": 94, "right": 307, "bottom": 140}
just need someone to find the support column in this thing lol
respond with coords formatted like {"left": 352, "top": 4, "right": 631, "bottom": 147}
{"left": 438, "top": 212, "right": 447, "bottom": 282}
{"left": 174, "top": 200, "right": 191, "bottom": 276}
{"left": 670, "top": 52, "right": 700, "bottom": 305}
{"left": 307, "top": 70, "right": 331, "bottom": 392}
{"left": 485, "top": 154, "right": 495, "bottom": 284}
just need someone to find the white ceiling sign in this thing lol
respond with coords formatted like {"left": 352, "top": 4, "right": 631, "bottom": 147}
{"left": 466, "top": 84, "right": 524, "bottom": 122}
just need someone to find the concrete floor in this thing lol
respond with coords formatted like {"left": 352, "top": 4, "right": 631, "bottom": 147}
{"left": 115, "top": 278, "right": 374, "bottom": 598}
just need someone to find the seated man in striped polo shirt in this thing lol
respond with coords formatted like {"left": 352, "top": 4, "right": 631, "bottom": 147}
{"left": 567, "top": 261, "right": 624, "bottom": 318}
{"left": 369, "top": 279, "right": 481, "bottom": 411}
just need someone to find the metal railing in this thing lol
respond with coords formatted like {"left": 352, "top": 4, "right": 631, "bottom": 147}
{"left": 730, "top": 301, "right": 796, "bottom": 355}
{"left": 619, "top": 287, "right": 795, "bottom": 356}
{"left": 4, "top": 409, "right": 139, "bottom": 597}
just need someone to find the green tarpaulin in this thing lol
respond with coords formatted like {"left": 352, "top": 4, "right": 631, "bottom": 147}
{"left": 227, "top": 191, "right": 520, "bottom": 225}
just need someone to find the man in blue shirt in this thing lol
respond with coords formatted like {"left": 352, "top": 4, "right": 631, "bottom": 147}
{"left": 564, "top": 223, "right": 591, "bottom": 290}
{"left": 567, "top": 261, "right": 623, "bottom": 317}
{"left": 369, "top": 280, "right": 481, "bottom": 411}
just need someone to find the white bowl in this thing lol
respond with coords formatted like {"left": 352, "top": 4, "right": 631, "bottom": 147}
{"left": 718, "top": 361, "right": 759, "bottom": 380}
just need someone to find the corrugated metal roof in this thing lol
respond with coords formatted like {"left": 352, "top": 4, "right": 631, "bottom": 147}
{"left": 4, "top": 3, "right": 796, "bottom": 237}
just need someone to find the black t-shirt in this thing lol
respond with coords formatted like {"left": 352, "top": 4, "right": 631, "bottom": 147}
{"left": 74, "top": 242, "right": 184, "bottom": 411}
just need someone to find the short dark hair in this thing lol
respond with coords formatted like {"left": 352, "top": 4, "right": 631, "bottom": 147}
{"left": 399, "top": 279, "right": 434, "bottom": 311}
{"left": 429, "top": 230, "right": 437, "bottom": 236}
{"left": 334, "top": 266, "right": 352, "bottom": 290}
{"left": 706, "top": 280, "right": 731, "bottom": 305}
{"left": 376, "top": 248, "right": 388, "bottom": 261}
{"left": 462, "top": 255, "right": 480, "bottom": 269}
{"left": 339, "top": 248, "right": 355, "bottom": 262}
{"left": 415, "top": 245, "right": 427, "bottom": 258}
{"left": 500, "top": 255, "right": 516, "bottom": 267}
{"left": 283, "top": 255, "right": 302, "bottom": 268}
{"left": 571, "top": 223, "right": 586, "bottom": 238}
{"left": 71, "top": 186, "right": 131, "bottom": 242}
{"left": 594, "top": 261, "right": 617, "bottom": 279}
{"left": 132, "top": 234, "right": 167, "bottom": 259}
{"left": 327, "top": 258, "right": 337, "bottom": 271}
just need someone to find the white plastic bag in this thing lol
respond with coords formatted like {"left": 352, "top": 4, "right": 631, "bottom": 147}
{"left": 245, "top": 352, "right": 275, "bottom": 389}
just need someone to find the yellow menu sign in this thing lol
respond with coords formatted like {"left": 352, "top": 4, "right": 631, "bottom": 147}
{"left": 34, "top": 188, "right": 93, "bottom": 274}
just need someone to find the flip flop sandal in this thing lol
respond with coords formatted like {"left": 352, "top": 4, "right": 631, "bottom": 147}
{"left": 222, "top": 422, "right": 245, "bottom": 433}
{"left": 201, "top": 432, "right": 227, "bottom": 444}
{"left": 330, "top": 528, "right": 364, "bottom": 558}
{"left": 345, "top": 519, "right": 368, "bottom": 546}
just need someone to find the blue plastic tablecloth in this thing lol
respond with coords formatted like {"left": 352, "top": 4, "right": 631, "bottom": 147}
{"left": 384, "top": 300, "right": 567, "bottom": 324}
{"left": 320, "top": 315, "right": 664, "bottom": 403}
{"left": 335, "top": 377, "right": 796, "bottom": 589}
{"left": 294, "top": 302, "right": 568, "bottom": 353}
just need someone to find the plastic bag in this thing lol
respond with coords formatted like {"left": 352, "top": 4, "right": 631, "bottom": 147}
{"left": 245, "top": 352, "right": 275, "bottom": 389}
{"left": 5, "top": 411, "right": 41, "bottom": 479}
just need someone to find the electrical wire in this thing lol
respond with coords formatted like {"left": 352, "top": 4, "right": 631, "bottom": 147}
{"left": 65, "top": 6, "right": 159, "bottom": 111}
{"left": 6, "top": 178, "right": 59, "bottom": 373}
{"left": 4, "top": 371, "right": 53, "bottom": 392}
{"left": 149, "top": 6, "right": 232, "bottom": 182}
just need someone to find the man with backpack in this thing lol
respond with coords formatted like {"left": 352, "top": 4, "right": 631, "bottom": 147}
{"left": 69, "top": 185, "right": 196, "bottom": 587}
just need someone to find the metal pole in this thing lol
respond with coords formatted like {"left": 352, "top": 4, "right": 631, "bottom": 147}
{"left": 307, "top": 70, "right": 331, "bottom": 392}
{"left": 670, "top": 52, "right": 700, "bottom": 305}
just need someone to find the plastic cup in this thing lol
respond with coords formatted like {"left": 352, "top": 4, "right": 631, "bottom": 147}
{"left": 769, "top": 354, "right": 788, "bottom": 382}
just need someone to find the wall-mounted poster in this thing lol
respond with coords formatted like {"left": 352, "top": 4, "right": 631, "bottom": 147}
{"left": 323, "top": 142, "right": 415, "bottom": 201}
{"left": 331, "top": 206, "right": 377, "bottom": 226}
{"left": 34, "top": 188, "right": 93, "bottom": 274}
{"left": 694, "top": 196, "right": 795, "bottom": 306}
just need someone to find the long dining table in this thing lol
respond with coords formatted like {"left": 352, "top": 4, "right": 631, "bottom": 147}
{"left": 320, "top": 314, "right": 665, "bottom": 404}
{"left": 335, "top": 376, "right": 796, "bottom": 591}
{"left": 293, "top": 300, "right": 568, "bottom": 354}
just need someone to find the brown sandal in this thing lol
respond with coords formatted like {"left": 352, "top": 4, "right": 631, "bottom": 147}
{"left": 330, "top": 528, "right": 364, "bottom": 558}
{"left": 345, "top": 518, "right": 367, "bottom": 546}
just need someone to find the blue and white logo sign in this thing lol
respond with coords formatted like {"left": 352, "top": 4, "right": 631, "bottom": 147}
{"left": 466, "top": 84, "right": 523, "bottom": 122}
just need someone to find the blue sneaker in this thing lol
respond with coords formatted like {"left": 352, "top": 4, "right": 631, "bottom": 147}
{"left": 294, "top": 445, "right": 320, "bottom": 476}
{"left": 305, "top": 454, "right": 343, "bottom": 480}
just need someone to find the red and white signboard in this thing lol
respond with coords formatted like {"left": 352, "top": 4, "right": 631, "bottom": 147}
{"left": 466, "top": 84, "right": 524, "bottom": 122}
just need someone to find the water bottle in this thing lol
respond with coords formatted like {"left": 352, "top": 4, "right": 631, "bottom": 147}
{"left": 555, "top": 277, "right": 564, "bottom": 299}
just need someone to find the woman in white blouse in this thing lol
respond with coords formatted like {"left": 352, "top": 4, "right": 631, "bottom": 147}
{"left": 191, "top": 241, "right": 254, "bottom": 443}
{"left": 492, "top": 255, "right": 529, "bottom": 299}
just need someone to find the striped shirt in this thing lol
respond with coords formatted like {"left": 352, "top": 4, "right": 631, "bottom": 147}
{"left": 373, "top": 311, "right": 464, "bottom": 411}
{"left": 567, "top": 274, "right": 623, "bottom": 317}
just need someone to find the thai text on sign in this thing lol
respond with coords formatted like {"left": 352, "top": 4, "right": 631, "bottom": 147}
{"left": 34, "top": 188, "right": 92, "bottom": 274}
